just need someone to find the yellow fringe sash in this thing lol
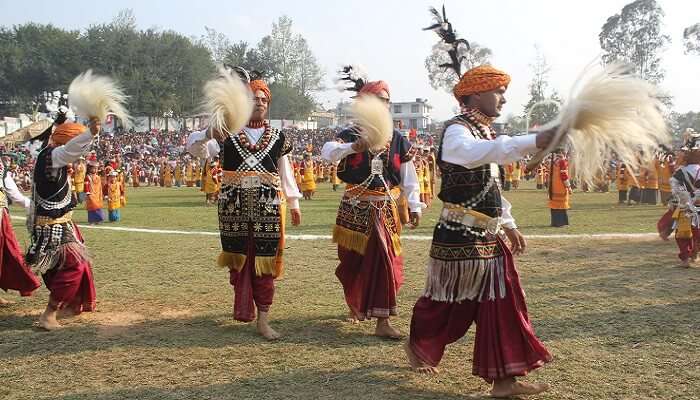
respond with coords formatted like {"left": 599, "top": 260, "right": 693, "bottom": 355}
{"left": 333, "top": 185, "right": 402, "bottom": 256}
{"left": 673, "top": 208, "right": 693, "bottom": 239}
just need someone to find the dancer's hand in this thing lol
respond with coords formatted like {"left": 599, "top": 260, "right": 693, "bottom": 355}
{"left": 535, "top": 126, "right": 557, "bottom": 149}
{"left": 409, "top": 212, "right": 421, "bottom": 228}
{"left": 504, "top": 227, "right": 527, "bottom": 256}
{"left": 352, "top": 137, "right": 369, "bottom": 153}
{"left": 290, "top": 208, "right": 302, "bottom": 226}
{"left": 209, "top": 127, "right": 227, "bottom": 142}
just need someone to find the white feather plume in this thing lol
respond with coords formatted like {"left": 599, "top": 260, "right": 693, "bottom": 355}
{"left": 348, "top": 64, "right": 369, "bottom": 82}
{"left": 28, "top": 139, "right": 44, "bottom": 158}
{"left": 531, "top": 62, "right": 670, "bottom": 184}
{"left": 68, "top": 70, "right": 131, "bottom": 128}
{"left": 202, "top": 68, "right": 254, "bottom": 136}
{"left": 351, "top": 96, "right": 393, "bottom": 151}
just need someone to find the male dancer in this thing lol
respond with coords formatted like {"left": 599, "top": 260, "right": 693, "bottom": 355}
{"left": 322, "top": 78, "right": 422, "bottom": 338}
{"left": 405, "top": 65, "right": 555, "bottom": 397}
{"left": 27, "top": 116, "right": 101, "bottom": 330}
{"left": 188, "top": 73, "right": 302, "bottom": 340}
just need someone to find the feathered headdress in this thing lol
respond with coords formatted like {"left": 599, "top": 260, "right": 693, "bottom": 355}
{"left": 681, "top": 128, "right": 700, "bottom": 151}
{"left": 526, "top": 61, "right": 670, "bottom": 184}
{"left": 222, "top": 64, "right": 266, "bottom": 84}
{"left": 335, "top": 64, "right": 369, "bottom": 93}
{"left": 423, "top": 5, "right": 470, "bottom": 78}
{"left": 68, "top": 70, "right": 131, "bottom": 128}
{"left": 202, "top": 67, "right": 254, "bottom": 136}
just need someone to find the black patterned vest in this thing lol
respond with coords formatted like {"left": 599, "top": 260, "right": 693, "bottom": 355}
{"left": 429, "top": 115, "right": 504, "bottom": 263}
{"left": 26, "top": 145, "right": 83, "bottom": 273}
{"left": 336, "top": 128, "right": 412, "bottom": 189}
{"left": 32, "top": 145, "right": 77, "bottom": 218}
{"left": 217, "top": 127, "right": 293, "bottom": 259}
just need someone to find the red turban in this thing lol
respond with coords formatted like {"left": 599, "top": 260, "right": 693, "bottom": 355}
{"left": 249, "top": 79, "right": 271, "bottom": 102}
{"left": 358, "top": 80, "right": 390, "bottom": 98}
{"left": 51, "top": 122, "right": 87, "bottom": 146}
{"left": 453, "top": 65, "right": 511, "bottom": 101}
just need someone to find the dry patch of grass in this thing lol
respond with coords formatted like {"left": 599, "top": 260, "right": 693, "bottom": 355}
{"left": 1, "top": 183, "right": 698, "bottom": 399}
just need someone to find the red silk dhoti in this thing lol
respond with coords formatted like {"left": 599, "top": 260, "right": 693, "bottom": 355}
{"left": 335, "top": 212, "right": 404, "bottom": 320}
{"left": 0, "top": 210, "right": 40, "bottom": 296}
{"left": 42, "top": 224, "right": 95, "bottom": 313}
{"left": 229, "top": 234, "right": 275, "bottom": 323}
{"left": 409, "top": 240, "right": 552, "bottom": 383}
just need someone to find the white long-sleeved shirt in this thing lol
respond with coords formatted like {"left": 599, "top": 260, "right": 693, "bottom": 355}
{"left": 321, "top": 141, "right": 424, "bottom": 214}
{"left": 51, "top": 131, "right": 93, "bottom": 168}
{"left": 670, "top": 164, "right": 700, "bottom": 195}
{"left": 187, "top": 128, "right": 301, "bottom": 210}
{"left": 441, "top": 124, "right": 540, "bottom": 230}
{"left": 3, "top": 173, "right": 30, "bottom": 209}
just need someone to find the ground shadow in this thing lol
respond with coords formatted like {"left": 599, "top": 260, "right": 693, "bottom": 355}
{"left": 45, "top": 364, "right": 475, "bottom": 400}
{"left": 1, "top": 311, "right": 410, "bottom": 360}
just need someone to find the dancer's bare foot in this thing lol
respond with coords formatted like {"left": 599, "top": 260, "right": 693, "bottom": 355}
{"left": 345, "top": 310, "right": 360, "bottom": 324}
{"left": 256, "top": 311, "right": 281, "bottom": 341}
{"left": 680, "top": 259, "right": 691, "bottom": 268}
{"left": 375, "top": 318, "right": 403, "bottom": 339}
{"left": 0, "top": 297, "right": 15, "bottom": 306}
{"left": 403, "top": 341, "right": 438, "bottom": 374}
{"left": 490, "top": 378, "right": 549, "bottom": 398}
{"left": 57, "top": 307, "right": 78, "bottom": 319}
{"left": 38, "top": 309, "right": 61, "bottom": 331}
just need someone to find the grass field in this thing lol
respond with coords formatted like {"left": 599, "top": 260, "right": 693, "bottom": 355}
{"left": 1, "top": 181, "right": 699, "bottom": 400}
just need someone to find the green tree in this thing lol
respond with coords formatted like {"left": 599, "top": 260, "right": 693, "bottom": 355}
{"left": 599, "top": 0, "right": 670, "bottom": 83}
{"left": 199, "top": 26, "right": 231, "bottom": 64}
{"left": 0, "top": 9, "right": 216, "bottom": 118}
{"left": 683, "top": 23, "right": 700, "bottom": 55}
{"left": 425, "top": 41, "right": 492, "bottom": 93}
{"left": 220, "top": 16, "right": 323, "bottom": 119}
{"left": 669, "top": 111, "right": 700, "bottom": 134}
{"left": 522, "top": 47, "right": 561, "bottom": 128}
{"left": 0, "top": 24, "right": 83, "bottom": 115}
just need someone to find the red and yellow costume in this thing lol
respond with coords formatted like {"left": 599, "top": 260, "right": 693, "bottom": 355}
{"left": 186, "top": 78, "right": 301, "bottom": 322}
{"left": 408, "top": 65, "right": 551, "bottom": 383}
{"left": 26, "top": 121, "right": 96, "bottom": 314}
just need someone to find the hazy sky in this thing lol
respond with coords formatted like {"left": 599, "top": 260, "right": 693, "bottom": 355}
{"left": 2, "top": 0, "right": 698, "bottom": 121}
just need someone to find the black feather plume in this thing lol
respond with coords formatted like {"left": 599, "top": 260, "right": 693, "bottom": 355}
{"left": 249, "top": 70, "right": 265, "bottom": 81}
{"left": 336, "top": 65, "right": 369, "bottom": 93}
{"left": 223, "top": 64, "right": 252, "bottom": 83}
{"left": 423, "top": 5, "right": 470, "bottom": 78}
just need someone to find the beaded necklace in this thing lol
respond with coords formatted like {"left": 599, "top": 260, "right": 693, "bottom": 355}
{"left": 235, "top": 121, "right": 272, "bottom": 152}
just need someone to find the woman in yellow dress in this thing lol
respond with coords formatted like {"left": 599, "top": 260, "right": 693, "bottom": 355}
{"left": 174, "top": 161, "right": 183, "bottom": 187}
{"left": 202, "top": 160, "right": 220, "bottom": 205}
{"left": 300, "top": 155, "right": 316, "bottom": 200}
{"left": 106, "top": 171, "right": 123, "bottom": 222}
{"left": 194, "top": 161, "right": 202, "bottom": 188}
{"left": 511, "top": 161, "right": 522, "bottom": 190}
{"left": 163, "top": 162, "right": 173, "bottom": 188}
{"left": 294, "top": 160, "right": 302, "bottom": 188}
{"left": 330, "top": 163, "right": 341, "bottom": 192}
{"left": 185, "top": 161, "right": 195, "bottom": 187}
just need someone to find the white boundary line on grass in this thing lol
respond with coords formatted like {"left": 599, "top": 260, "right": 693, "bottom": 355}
{"left": 10, "top": 215, "right": 658, "bottom": 241}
